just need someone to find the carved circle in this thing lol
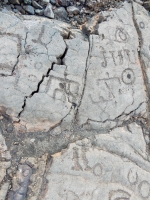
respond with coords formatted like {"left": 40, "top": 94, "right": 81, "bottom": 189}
{"left": 35, "top": 62, "right": 43, "bottom": 69}
{"left": 93, "top": 163, "right": 102, "bottom": 176}
{"left": 128, "top": 168, "right": 138, "bottom": 184}
{"left": 109, "top": 190, "right": 131, "bottom": 200}
{"left": 115, "top": 28, "right": 128, "bottom": 42}
{"left": 138, "top": 181, "right": 150, "bottom": 198}
{"left": 121, "top": 68, "right": 135, "bottom": 85}
{"left": 139, "top": 22, "right": 145, "bottom": 29}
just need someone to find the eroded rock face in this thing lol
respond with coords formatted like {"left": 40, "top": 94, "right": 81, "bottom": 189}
{"left": 0, "top": 1, "right": 150, "bottom": 200}
{"left": 0, "top": 2, "right": 148, "bottom": 133}
{"left": 44, "top": 124, "right": 150, "bottom": 200}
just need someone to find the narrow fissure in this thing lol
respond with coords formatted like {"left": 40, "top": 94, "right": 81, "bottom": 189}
{"left": 73, "top": 35, "right": 91, "bottom": 123}
{"left": 131, "top": 2, "right": 150, "bottom": 126}
{"left": 18, "top": 63, "right": 55, "bottom": 118}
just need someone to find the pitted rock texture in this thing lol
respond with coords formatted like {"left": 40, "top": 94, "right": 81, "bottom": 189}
{"left": 0, "top": 1, "right": 150, "bottom": 200}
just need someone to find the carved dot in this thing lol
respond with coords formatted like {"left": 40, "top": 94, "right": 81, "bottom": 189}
{"left": 127, "top": 74, "right": 131, "bottom": 79}
{"left": 122, "top": 68, "right": 135, "bottom": 85}
{"left": 93, "top": 163, "right": 102, "bottom": 176}
{"left": 59, "top": 83, "right": 65, "bottom": 89}
{"left": 139, "top": 22, "right": 145, "bottom": 29}
{"left": 139, "top": 181, "right": 150, "bottom": 198}
{"left": 128, "top": 168, "right": 138, "bottom": 184}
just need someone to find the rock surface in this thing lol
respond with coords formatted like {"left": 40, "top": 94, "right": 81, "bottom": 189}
{"left": 0, "top": 1, "right": 150, "bottom": 200}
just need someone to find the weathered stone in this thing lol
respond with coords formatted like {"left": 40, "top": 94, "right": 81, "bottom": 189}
{"left": 0, "top": 11, "right": 71, "bottom": 132}
{"left": 54, "top": 7, "right": 68, "bottom": 20}
{"left": 9, "top": 0, "right": 20, "bottom": 4}
{"left": 23, "top": 5, "right": 35, "bottom": 14}
{"left": 0, "top": 1, "right": 150, "bottom": 199}
{"left": 32, "top": 0, "right": 43, "bottom": 9}
{"left": 143, "top": 1, "right": 150, "bottom": 10}
{"left": 43, "top": 123, "right": 150, "bottom": 199}
{"left": 8, "top": 164, "right": 32, "bottom": 199}
{"left": 77, "top": 2, "right": 147, "bottom": 131}
{"left": 44, "top": 3, "right": 54, "bottom": 18}
{"left": 0, "top": 182, "right": 10, "bottom": 200}
{"left": 35, "top": 8, "right": 44, "bottom": 15}
{"left": 15, "top": 5, "right": 26, "bottom": 13}
{"left": 23, "top": 0, "right": 31, "bottom": 4}
{"left": 56, "top": 0, "right": 70, "bottom": 7}
{"left": 41, "top": 0, "right": 49, "bottom": 6}
{"left": 50, "top": 0, "right": 56, "bottom": 5}
{"left": 20, "top": 154, "right": 49, "bottom": 199}
{"left": 67, "top": 6, "right": 80, "bottom": 15}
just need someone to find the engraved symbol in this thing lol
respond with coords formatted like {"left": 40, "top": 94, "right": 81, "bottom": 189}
{"left": 121, "top": 68, "right": 135, "bottom": 85}
{"left": 115, "top": 28, "right": 128, "bottom": 42}
{"left": 72, "top": 147, "right": 83, "bottom": 171}
{"left": 81, "top": 147, "right": 92, "bottom": 171}
{"left": 124, "top": 49, "right": 136, "bottom": 64}
{"left": 93, "top": 163, "right": 102, "bottom": 176}
{"left": 28, "top": 75, "right": 37, "bottom": 82}
{"left": 109, "top": 190, "right": 131, "bottom": 200}
{"left": 139, "top": 22, "right": 145, "bottom": 29}
{"left": 45, "top": 75, "right": 80, "bottom": 103}
{"left": 101, "top": 51, "right": 107, "bottom": 67}
{"left": 138, "top": 181, "right": 150, "bottom": 198}
{"left": 128, "top": 168, "right": 138, "bottom": 184}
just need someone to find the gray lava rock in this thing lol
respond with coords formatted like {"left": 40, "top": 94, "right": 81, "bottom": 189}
{"left": 41, "top": 0, "right": 50, "bottom": 5}
{"left": 143, "top": 1, "right": 150, "bottom": 10}
{"left": 44, "top": 3, "right": 54, "bottom": 18}
{"left": 35, "top": 9, "right": 44, "bottom": 15}
{"left": 9, "top": 0, "right": 20, "bottom": 4}
{"left": 67, "top": 6, "right": 80, "bottom": 15}
{"left": 23, "top": 5, "right": 35, "bottom": 14}
{"left": 15, "top": 5, "right": 26, "bottom": 13}
{"left": 24, "top": 0, "right": 31, "bottom": 4}
{"left": 32, "top": 0, "right": 43, "bottom": 9}
{"left": 5, "top": 4, "right": 12, "bottom": 10}
{"left": 56, "top": 0, "right": 70, "bottom": 7}
{"left": 50, "top": 0, "right": 56, "bottom": 5}
{"left": 3, "top": 0, "right": 9, "bottom": 4}
{"left": 54, "top": 7, "right": 68, "bottom": 20}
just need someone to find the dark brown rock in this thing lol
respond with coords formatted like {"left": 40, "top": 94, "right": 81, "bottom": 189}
{"left": 56, "top": 0, "right": 70, "bottom": 7}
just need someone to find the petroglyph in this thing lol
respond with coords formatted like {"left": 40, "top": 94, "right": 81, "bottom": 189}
{"left": 1, "top": 1, "right": 150, "bottom": 200}
{"left": 44, "top": 124, "right": 150, "bottom": 200}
